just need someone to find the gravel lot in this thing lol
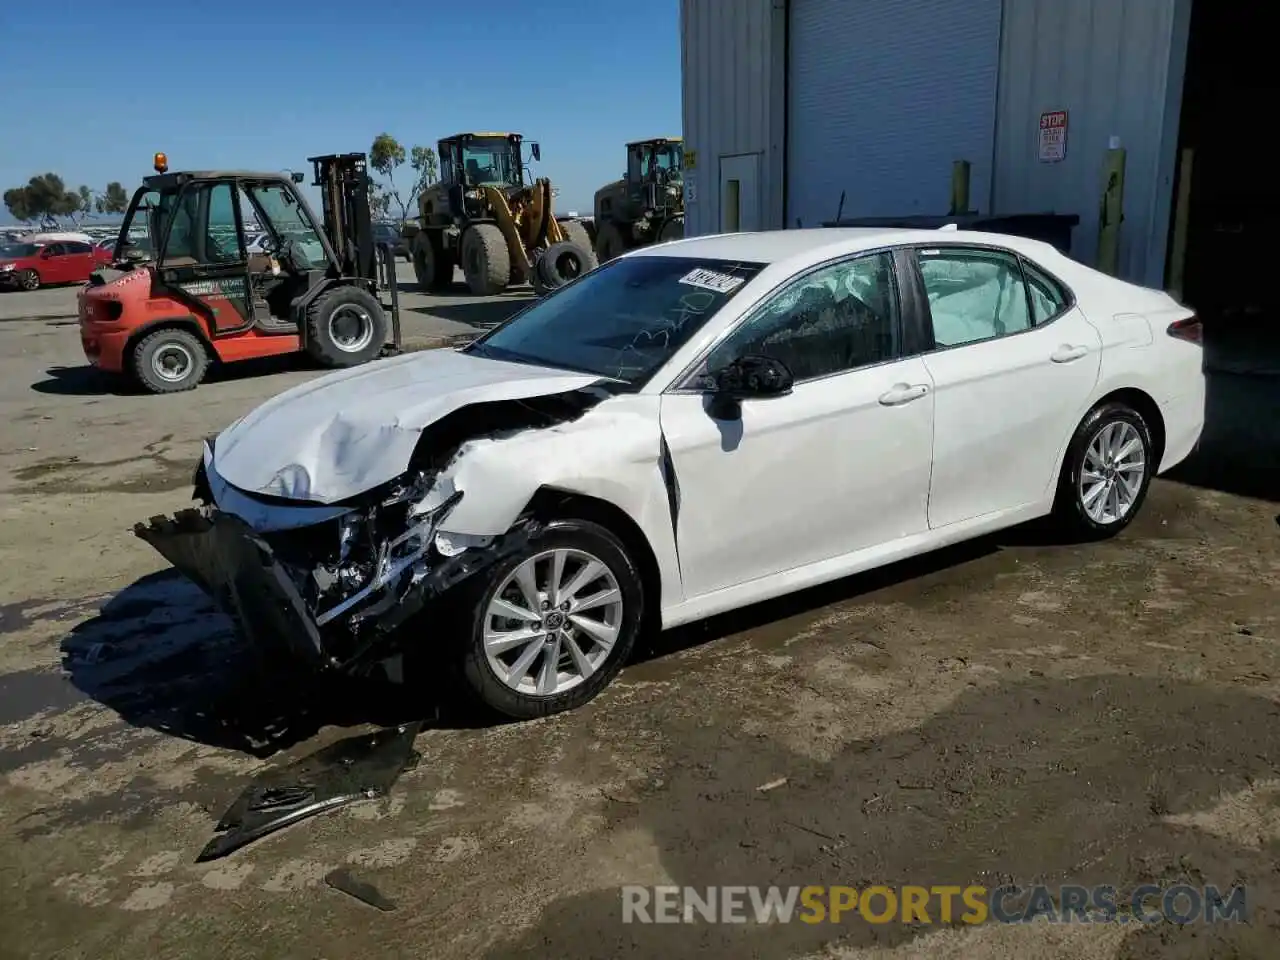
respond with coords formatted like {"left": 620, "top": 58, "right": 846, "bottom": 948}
{"left": 0, "top": 271, "right": 1277, "bottom": 960}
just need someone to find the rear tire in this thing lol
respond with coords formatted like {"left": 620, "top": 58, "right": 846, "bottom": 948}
{"left": 1052, "top": 401, "right": 1154, "bottom": 540}
{"left": 460, "top": 224, "right": 510, "bottom": 296}
{"left": 594, "top": 221, "right": 629, "bottom": 263}
{"left": 558, "top": 220, "right": 597, "bottom": 269}
{"left": 455, "top": 519, "right": 645, "bottom": 720}
{"left": 304, "top": 286, "right": 388, "bottom": 368}
{"left": 130, "top": 327, "right": 209, "bottom": 394}
{"left": 17, "top": 269, "right": 40, "bottom": 291}
{"left": 412, "top": 231, "right": 453, "bottom": 292}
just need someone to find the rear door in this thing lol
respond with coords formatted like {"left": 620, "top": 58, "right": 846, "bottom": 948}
{"left": 38, "top": 243, "right": 70, "bottom": 283}
{"left": 63, "top": 241, "right": 97, "bottom": 281}
{"left": 906, "top": 244, "right": 1102, "bottom": 528}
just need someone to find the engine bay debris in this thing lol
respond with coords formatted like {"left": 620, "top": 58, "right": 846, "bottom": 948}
{"left": 195, "top": 720, "right": 422, "bottom": 862}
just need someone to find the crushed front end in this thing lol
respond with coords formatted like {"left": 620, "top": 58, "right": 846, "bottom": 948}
{"left": 135, "top": 440, "right": 530, "bottom": 676}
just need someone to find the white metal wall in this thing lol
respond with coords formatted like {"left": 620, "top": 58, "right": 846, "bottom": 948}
{"left": 991, "top": 0, "right": 1191, "bottom": 285}
{"left": 680, "top": 0, "right": 786, "bottom": 236}
{"left": 786, "top": 0, "right": 1002, "bottom": 227}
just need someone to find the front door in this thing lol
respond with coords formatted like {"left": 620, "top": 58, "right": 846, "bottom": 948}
{"left": 909, "top": 245, "right": 1103, "bottom": 527}
{"left": 660, "top": 250, "right": 935, "bottom": 600}
{"left": 719, "top": 153, "right": 761, "bottom": 232}
{"left": 159, "top": 180, "right": 253, "bottom": 335}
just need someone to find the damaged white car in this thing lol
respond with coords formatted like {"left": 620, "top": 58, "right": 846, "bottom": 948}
{"left": 138, "top": 227, "right": 1206, "bottom": 719}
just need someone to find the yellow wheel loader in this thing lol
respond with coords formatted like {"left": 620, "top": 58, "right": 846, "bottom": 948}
{"left": 407, "top": 132, "right": 595, "bottom": 296}
{"left": 592, "top": 137, "right": 684, "bottom": 264}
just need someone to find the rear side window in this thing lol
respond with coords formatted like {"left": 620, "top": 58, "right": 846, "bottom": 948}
{"left": 917, "top": 247, "right": 1031, "bottom": 347}
{"left": 1021, "top": 259, "right": 1069, "bottom": 325}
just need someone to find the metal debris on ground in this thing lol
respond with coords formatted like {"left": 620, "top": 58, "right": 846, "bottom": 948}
{"left": 195, "top": 721, "right": 422, "bottom": 862}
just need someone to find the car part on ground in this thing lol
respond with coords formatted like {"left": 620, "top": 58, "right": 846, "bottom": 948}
{"left": 76, "top": 151, "right": 402, "bottom": 394}
{"left": 195, "top": 721, "right": 421, "bottom": 861}
{"left": 405, "top": 132, "right": 597, "bottom": 296}
{"left": 135, "top": 227, "right": 1207, "bottom": 722}
{"left": 592, "top": 137, "right": 684, "bottom": 264}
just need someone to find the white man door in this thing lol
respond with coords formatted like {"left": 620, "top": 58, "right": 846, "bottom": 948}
{"left": 719, "top": 153, "right": 761, "bottom": 232}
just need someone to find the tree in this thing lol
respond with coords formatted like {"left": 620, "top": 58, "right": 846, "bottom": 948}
{"left": 369, "top": 134, "right": 438, "bottom": 224}
{"left": 408, "top": 145, "right": 439, "bottom": 219}
{"left": 3, "top": 187, "right": 34, "bottom": 223}
{"left": 2, "top": 173, "right": 81, "bottom": 226}
{"left": 72, "top": 185, "right": 94, "bottom": 224}
{"left": 96, "top": 181, "right": 129, "bottom": 216}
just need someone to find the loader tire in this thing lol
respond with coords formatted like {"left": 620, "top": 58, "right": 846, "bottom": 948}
{"left": 461, "top": 224, "right": 510, "bottom": 296}
{"left": 412, "top": 231, "right": 453, "bottom": 292}
{"left": 658, "top": 218, "right": 684, "bottom": 243}
{"left": 537, "top": 241, "right": 593, "bottom": 291}
{"left": 304, "top": 285, "right": 388, "bottom": 368}
{"left": 558, "top": 220, "right": 597, "bottom": 269}
{"left": 594, "top": 220, "right": 629, "bottom": 263}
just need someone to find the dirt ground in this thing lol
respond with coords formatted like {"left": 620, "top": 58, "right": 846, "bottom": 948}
{"left": 0, "top": 275, "right": 1277, "bottom": 960}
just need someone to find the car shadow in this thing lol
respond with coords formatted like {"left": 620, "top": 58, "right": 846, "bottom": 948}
{"left": 58, "top": 571, "right": 442, "bottom": 759}
{"left": 1164, "top": 318, "right": 1280, "bottom": 503}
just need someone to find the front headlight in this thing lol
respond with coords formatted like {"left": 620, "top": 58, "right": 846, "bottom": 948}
{"left": 0, "top": 263, "right": 14, "bottom": 272}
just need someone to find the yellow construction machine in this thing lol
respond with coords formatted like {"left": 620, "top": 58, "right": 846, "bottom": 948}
{"left": 406, "top": 132, "right": 595, "bottom": 296}
{"left": 592, "top": 137, "right": 684, "bottom": 263}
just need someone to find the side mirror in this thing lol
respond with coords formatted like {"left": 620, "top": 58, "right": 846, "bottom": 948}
{"left": 291, "top": 171, "right": 305, "bottom": 183}
{"left": 39, "top": 248, "right": 55, "bottom": 258}
{"left": 709, "top": 354, "right": 794, "bottom": 399}
{"left": 530, "top": 142, "right": 541, "bottom": 161}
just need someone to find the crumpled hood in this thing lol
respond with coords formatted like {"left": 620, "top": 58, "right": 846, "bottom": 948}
{"left": 212, "top": 348, "right": 605, "bottom": 504}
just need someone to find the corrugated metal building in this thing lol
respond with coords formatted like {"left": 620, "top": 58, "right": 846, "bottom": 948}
{"left": 680, "top": 0, "right": 1197, "bottom": 289}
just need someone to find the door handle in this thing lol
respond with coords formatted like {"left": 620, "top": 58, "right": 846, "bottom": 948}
{"left": 1050, "top": 344, "right": 1089, "bottom": 363}
{"left": 878, "top": 383, "right": 930, "bottom": 406}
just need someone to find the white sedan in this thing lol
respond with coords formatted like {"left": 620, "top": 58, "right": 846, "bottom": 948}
{"left": 136, "top": 227, "right": 1205, "bottom": 719}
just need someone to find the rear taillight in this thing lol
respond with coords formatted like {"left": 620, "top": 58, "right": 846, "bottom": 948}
{"left": 1167, "top": 316, "right": 1202, "bottom": 344}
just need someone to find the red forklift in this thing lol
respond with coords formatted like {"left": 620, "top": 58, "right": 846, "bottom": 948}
{"left": 78, "top": 152, "right": 402, "bottom": 393}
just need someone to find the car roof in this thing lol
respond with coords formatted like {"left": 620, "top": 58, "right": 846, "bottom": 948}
{"left": 630, "top": 227, "right": 1061, "bottom": 266}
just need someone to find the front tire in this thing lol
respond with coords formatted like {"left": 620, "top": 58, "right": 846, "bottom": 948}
{"left": 130, "top": 327, "right": 209, "bottom": 393}
{"left": 458, "top": 519, "right": 644, "bottom": 720}
{"left": 304, "top": 286, "right": 387, "bottom": 368}
{"left": 1053, "top": 401, "right": 1154, "bottom": 539}
{"left": 594, "top": 220, "right": 629, "bottom": 263}
{"left": 17, "top": 269, "right": 40, "bottom": 291}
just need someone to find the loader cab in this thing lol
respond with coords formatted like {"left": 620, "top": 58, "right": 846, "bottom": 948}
{"left": 438, "top": 132, "right": 535, "bottom": 191}
{"left": 625, "top": 138, "right": 684, "bottom": 215}
{"left": 626, "top": 138, "right": 683, "bottom": 188}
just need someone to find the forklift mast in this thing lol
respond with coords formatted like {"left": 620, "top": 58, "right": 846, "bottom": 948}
{"left": 307, "top": 153, "right": 375, "bottom": 281}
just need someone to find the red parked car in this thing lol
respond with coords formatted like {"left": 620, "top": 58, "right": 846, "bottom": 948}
{"left": 0, "top": 240, "right": 112, "bottom": 292}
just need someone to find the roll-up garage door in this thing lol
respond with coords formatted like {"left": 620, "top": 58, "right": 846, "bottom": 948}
{"left": 787, "top": 0, "right": 1002, "bottom": 226}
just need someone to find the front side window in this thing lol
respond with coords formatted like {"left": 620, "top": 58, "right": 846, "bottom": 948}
{"left": 247, "top": 183, "right": 325, "bottom": 268}
{"left": 460, "top": 138, "right": 518, "bottom": 186}
{"left": 205, "top": 182, "right": 243, "bottom": 263}
{"left": 918, "top": 247, "right": 1032, "bottom": 348}
{"left": 465, "top": 256, "right": 766, "bottom": 387}
{"left": 701, "top": 252, "right": 900, "bottom": 383}
{"left": 66, "top": 241, "right": 94, "bottom": 254}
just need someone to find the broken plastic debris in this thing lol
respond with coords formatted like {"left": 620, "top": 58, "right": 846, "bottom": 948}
{"left": 757, "top": 777, "right": 788, "bottom": 792}
{"left": 325, "top": 867, "right": 397, "bottom": 911}
{"left": 195, "top": 721, "right": 422, "bottom": 862}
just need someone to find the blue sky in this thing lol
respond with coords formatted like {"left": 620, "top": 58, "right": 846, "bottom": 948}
{"left": 0, "top": 0, "right": 681, "bottom": 223}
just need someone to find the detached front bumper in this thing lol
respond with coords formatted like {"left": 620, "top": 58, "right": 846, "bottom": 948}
{"left": 135, "top": 507, "right": 330, "bottom": 667}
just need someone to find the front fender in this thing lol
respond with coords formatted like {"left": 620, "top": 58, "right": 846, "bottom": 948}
{"left": 435, "top": 405, "right": 684, "bottom": 609}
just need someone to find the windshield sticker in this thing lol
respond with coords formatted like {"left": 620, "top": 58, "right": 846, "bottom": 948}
{"left": 679, "top": 268, "right": 746, "bottom": 294}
